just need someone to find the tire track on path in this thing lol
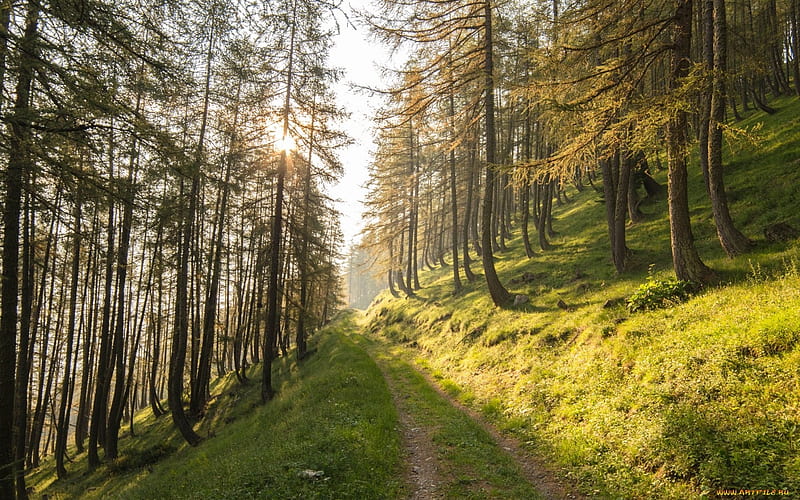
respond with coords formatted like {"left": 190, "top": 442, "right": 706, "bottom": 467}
{"left": 362, "top": 332, "right": 585, "bottom": 499}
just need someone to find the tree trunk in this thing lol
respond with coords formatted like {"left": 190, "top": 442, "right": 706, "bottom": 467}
{"left": 2, "top": 3, "right": 38, "bottom": 495}
{"left": 296, "top": 93, "right": 317, "bottom": 360}
{"left": 105, "top": 167, "right": 136, "bottom": 460}
{"left": 707, "top": 0, "right": 751, "bottom": 257}
{"left": 448, "top": 91, "right": 462, "bottom": 294}
{"left": 14, "top": 192, "right": 35, "bottom": 500}
{"left": 536, "top": 181, "right": 552, "bottom": 251}
{"left": 75, "top": 211, "right": 99, "bottom": 451}
{"left": 264, "top": 0, "right": 298, "bottom": 403}
{"left": 699, "top": 0, "right": 714, "bottom": 193}
{"left": 481, "top": 0, "right": 513, "bottom": 307}
{"left": 26, "top": 196, "right": 59, "bottom": 469}
{"left": 88, "top": 129, "right": 118, "bottom": 469}
{"left": 666, "top": 0, "right": 715, "bottom": 284}
{"left": 613, "top": 153, "right": 632, "bottom": 273}
{"left": 149, "top": 242, "right": 166, "bottom": 417}
{"left": 461, "top": 146, "right": 477, "bottom": 281}
{"left": 791, "top": 0, "right": 800, "bottom": 96}
{"left": 192, "top": 85, "right": 238, "bottom": 413}
{"left": 55, "top": 193, "right": 82, "bottom": 478}
{"left": 169, "top": 176, "right": 203, "bottom": 446}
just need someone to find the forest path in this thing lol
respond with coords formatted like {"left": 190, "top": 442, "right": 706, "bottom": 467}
{"left": 358, "top": 332, "right": 585, "bottom": 499}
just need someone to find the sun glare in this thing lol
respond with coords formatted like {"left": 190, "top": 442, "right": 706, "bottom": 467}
{"left": 276, "top": 133, "right": 297, "bottom": 153}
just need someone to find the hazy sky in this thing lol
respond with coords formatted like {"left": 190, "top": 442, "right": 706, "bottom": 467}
{"left": 328, "top": 1, "right": 396, "bottom": 249}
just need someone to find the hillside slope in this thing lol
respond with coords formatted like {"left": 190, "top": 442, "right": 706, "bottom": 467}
{"left": 28, "top": 319, "right": 403, "bottom": 499}
{"left": 30, "top": 312, "right": 567, "bottom": 499}
{"left": 363, "top": 97, "right": 800, "bottom": 498}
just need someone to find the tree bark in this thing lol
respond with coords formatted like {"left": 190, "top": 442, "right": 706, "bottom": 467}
{"left": 665, "top": 0, "right": 715, "bottom": 284}
{"left": 448, "top": 90, "right": 462, "bottom": 294}
{"left": 55, "top": 193, "right": 82, "bottom": 478}
{"left": 707, "top": 0, "right": 751, "bottom": 257}
{"left": 264, "top": 0, "right": 298, "bottom": 403}
{"left": 3, "top": 4, "right": 39, "bottom": 495}
{"left": 481, "top": 0, "right": 513, "bottom": 307}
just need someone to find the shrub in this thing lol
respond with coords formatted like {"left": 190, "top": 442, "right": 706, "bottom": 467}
{"left": 627, "top": 269, "right": 695, "bottom": 312}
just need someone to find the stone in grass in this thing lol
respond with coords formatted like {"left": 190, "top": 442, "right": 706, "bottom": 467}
{"left": 513, "top": 294, "right": 529, "bottom": 306}
{"left": 298, "top": 469, "right": 326, "bottom": 481}
{"left": 764, "top": 222, "right": 799, "bottom": 243}
{"left": 602, "top": 297, "right": 626, "bottom": 309}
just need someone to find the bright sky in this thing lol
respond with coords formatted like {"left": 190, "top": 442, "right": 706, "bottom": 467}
{"left": 328, "top": 1, "right": 396, "bottom": 248}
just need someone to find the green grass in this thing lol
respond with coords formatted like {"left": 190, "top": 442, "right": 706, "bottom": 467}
{"left": 29, "top": 311, "right": 403, "bottom": 499}
{"left": 354, "top": 331, "right": 545, "bottom": 499}
{"left": 363, "top": 97, "right": 800, "bottom": 498}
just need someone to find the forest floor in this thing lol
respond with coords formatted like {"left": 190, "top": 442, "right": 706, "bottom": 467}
{"left": 356, "top": 319, "right": 585, "bottom": 499}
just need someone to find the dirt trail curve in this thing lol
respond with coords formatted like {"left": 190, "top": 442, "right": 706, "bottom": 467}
{"left": 371, "top": 346, "right": 586, "bottom": 500}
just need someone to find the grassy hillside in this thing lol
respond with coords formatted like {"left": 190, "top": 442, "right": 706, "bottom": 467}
{"left": 29, "top": 315, "right": 403, "bottom": 499}
{"left": 364, "top": 96, "right": 800, "bottom": 498}
{"left": 29, "top": 312, "right": 552, "bottom": 499}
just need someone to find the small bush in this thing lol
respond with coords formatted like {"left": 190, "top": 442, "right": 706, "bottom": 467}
{"left": 627, "top": 269, "right": 694, "bottom": 312}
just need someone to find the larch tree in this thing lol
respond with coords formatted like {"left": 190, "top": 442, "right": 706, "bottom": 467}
{"left": 365, "top": 0, "right": 515, "bottom": 306}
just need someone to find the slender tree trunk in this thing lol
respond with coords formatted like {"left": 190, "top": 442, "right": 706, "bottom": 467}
{"left": 264, "top": 0, "right": 297, "bottom": 403}
{"left": 75, "top": 211, "right": 99, "bottom": 451}
{"left": 536, "top": 181, "right": 552, "bottom": 251}
{"left": 149, "top": 241, "right": 166, "bottom": 418}
{"left": 26, "top": 197, "right": 58, "bottom": 468}
{"left": 31, "top": 238, "right": 65, "bottom": 467}
{"left": 404, "top": 124, "right": 417, "bottom": 297}
{"left": 481, "top": 0, "right": 513, "bottom": 307}
{"left": 602, "top": 149, "right": 632, "bottom": 273}
{"left": 791, "top": 0, "right": 800, "bottom": 95}
{"left": 521, "top": 109, "right": 535, "bottom": 258}
{"left": 707, "top": 0, "right": 751, "bottom": 257}
{"left": 448, "top": 91, "right": 462, "bottom": 294}
{"left": 296, "top": 93, "right": 317, "bottom": 359}
{"left": 699, "top": 0, "right": 714, "bottom": 193}
{"left": 3, "top": 5, "right": 39, "bottom": 494}
{"left": 55, "top": 193, "right": 82, "bottom": 478}
{"left": 666, "top": 0, "right": 716, "bottom": 284}
{"left": 169, "top": 176, "right": 203, "bottom": 446}
{"left": 0, "top": 0, "right": 11, "bottom": 114}
{"left": 88, "top": 130, "right": 118, "bottom": 469}
{"left": 521, "top": 184, "right": 535, "bottom": 258}
{"left": 461, "top": 147, "right": 477, "bottom": 281}
{"left": 14, "top": 192, "right": 35, "bottom": 500}
{"left": 106, "top": 166, "right": 136, "bottom": 460}
{"left": 192, "top": 84, "right": 238, "bottom": 413}
{"left": 613, "top": 153, "right": 632, "bottom": 272}
{"left": 170, "top": 12, "right": 215, "bottom": 445}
